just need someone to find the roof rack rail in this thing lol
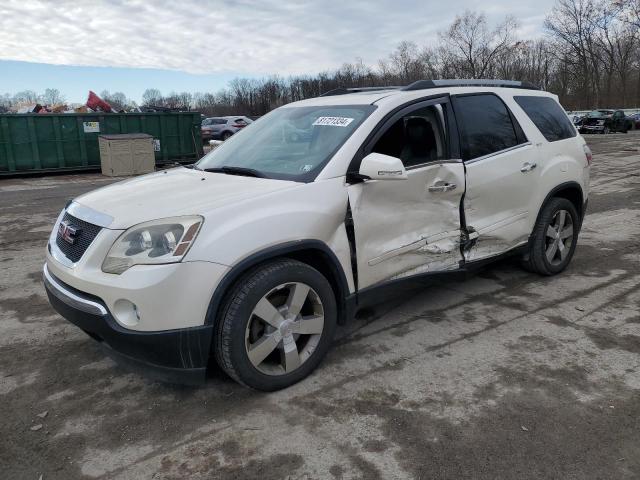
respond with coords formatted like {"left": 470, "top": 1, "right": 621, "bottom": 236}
{"left": 320, "top": 86, "right": 401, "bottom": 97}
{"left": 402, "top": 79, "right": 540, "bottom": 91}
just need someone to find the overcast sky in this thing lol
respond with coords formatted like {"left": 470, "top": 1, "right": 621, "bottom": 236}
{"left": 0, "top": 0, "right": 555, "bottom": 102}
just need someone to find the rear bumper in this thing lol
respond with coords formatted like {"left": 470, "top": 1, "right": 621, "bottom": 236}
{"left": 43, "top": 265, "right": 212, "bottom": 385}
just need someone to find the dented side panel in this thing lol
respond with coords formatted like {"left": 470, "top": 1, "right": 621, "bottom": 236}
{"left": 347, "top": 162, "right": 465, "bottom": 288}
{"left": 462, "top": 143, "right": 539, "bottom": 261}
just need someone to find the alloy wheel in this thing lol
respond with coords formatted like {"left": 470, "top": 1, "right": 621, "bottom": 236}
{"left": 245, "top": 282, "right": 324, "bottom": 375}
{"left": 545, "top": 209, "right": 574, "bottom": 266}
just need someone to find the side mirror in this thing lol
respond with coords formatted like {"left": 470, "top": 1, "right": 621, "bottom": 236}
{"left": 358, "top": 152, "right": 407, "bottom": 181}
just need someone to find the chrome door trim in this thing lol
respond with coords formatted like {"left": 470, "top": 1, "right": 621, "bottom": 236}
{"left": 464, "top": 142, "right": 532, "bottom": 165}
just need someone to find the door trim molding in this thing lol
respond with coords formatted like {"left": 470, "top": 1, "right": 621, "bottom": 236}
{"left": 464, "top": 142, "right": 532, "bottom": 165}
{"left": 368, "top": 238, "right": 427, "bottom": 266}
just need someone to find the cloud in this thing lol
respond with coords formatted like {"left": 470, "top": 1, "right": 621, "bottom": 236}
{"left": 0, "top": 0, "right": 555, "bottom": 76}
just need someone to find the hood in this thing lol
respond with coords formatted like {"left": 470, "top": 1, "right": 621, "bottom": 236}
{"left": 74, "top": 167, "right": 299, "bottom": 229}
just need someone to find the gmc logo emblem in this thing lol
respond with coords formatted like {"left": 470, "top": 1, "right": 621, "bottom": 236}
{"left": 58, "top": 221, "right": 81, "bottom": 245}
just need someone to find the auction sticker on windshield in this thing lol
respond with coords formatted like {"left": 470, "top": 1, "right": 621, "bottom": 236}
{"left": 312, "top": 116, "right": 354, "bottom": 127}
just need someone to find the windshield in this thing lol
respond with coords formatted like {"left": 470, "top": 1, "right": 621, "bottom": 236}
{"left": 196, "top": 105, "right": 375, "bottom": 181}
{"left": 588, "top": 110, "right": 612, "bottom": 117}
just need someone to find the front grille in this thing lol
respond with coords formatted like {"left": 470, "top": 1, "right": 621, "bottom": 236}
{"left": 55, "top": 212, "right": 102, "bottom": 263}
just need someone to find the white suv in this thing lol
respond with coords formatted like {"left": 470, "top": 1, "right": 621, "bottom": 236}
{"left": 44, "top": 80, "right": 591, "bottom": 390}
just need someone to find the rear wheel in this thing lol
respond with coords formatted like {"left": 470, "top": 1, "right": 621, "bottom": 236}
{"left": 222, "top": 131, "right": 233, "bottom": 140}
{"left": 215, "top": 259, "right": 337, "bottom": 390}
{"left": 522, "top": 197, "right": 579, "bottom": 276}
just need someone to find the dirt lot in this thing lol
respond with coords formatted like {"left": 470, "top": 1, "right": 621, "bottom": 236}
{"left": 1, "top": 132, "right": 639, "bottom": 480}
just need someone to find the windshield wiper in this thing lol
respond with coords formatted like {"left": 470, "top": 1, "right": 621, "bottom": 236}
{"left": 200, "top": 166, "right": 266, "bottom": 178}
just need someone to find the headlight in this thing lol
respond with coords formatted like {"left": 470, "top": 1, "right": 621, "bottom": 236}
{"left": 597, "top": 120, "right": 605, "bottom": 125}
{"left": 102, "top": 216, "right": 203, "bottom": 274}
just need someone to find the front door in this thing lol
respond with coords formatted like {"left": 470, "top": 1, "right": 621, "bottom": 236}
{"left": 347, "top": 98, "right": 466, "bottom": 289}
{"left": 612, "top": 111, "right": 625, "bottom": 131}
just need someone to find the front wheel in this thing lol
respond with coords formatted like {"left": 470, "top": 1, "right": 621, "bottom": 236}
{"left": 522, "top": 197, "right": 580, "bottom": 276}
{"left": 215, "top": 259, "right": 337, "bottom": 390}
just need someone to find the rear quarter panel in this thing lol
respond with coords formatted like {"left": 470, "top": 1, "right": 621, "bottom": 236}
{"left": 503, "top": 92, "right": 590, "bottom": 233}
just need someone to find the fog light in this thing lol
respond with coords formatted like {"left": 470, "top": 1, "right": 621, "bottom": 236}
{"left": 113, "top": 299, "right": 141, "bottom": 327}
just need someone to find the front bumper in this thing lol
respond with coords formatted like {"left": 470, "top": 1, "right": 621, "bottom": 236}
{"left": 580, "top": 125, "right": 605, "bottom": 133}
{"left": 43, "top": 264, "right": 213, "bottom": 384}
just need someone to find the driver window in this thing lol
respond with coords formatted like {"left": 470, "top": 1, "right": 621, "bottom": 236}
{"left": 371, "top": 104, "right": 447, "bottom": 168}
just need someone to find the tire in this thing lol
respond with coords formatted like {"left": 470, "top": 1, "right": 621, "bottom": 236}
{"left": 603, "top": 126, "right": 610, "bottom": 134}
{"left": 215, "top": 259, "right": 337, "bottom": 391}
{"left": 522, "top": 197, "right": 580, "bottom": 276}
{"left": 221, "top": 131, "right": 232, "bottom": 141}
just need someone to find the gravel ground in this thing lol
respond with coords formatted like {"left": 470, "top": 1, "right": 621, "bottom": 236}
{"left": 1, "top": 131, "right": 639, "bottom": 480}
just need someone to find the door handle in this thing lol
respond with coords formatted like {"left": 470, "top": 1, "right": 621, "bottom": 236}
{"left": 520, "top": 162, "right": 537, "bottom": 173}
{"left": 428, "top": 182, "right": 457, "bottom": 193}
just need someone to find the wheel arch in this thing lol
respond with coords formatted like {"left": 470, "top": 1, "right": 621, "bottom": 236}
{"left": 205, "top": 240, "right": 352, "bottom": 330}
{"left": 534, "top": 181, "right": 585, "bottom": 233}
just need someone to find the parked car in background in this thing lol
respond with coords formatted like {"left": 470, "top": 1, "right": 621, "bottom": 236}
{"left": 201, "top": 116, "right": 253, "bottom": 142}
{"left": 579, "top": 109, "right": 631, "bottom": 134}
{"left": 627, "top": 112, "right": 640, "bottom": 130}
{"left": 572, "top": 114, "right": 584, "bottom": 126}
{"left": 44, "top": 79, "right": 591, "bottom": 390}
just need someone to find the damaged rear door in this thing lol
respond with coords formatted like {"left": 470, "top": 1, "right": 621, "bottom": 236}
{"left": 451, "top": 93, "right": 537, "bottom": 261}
{"left": 347, "top": 97, "right": 466, "bottom": 289}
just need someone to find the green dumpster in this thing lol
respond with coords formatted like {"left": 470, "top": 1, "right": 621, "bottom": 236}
{"left": 0, "top": 112, "right": 203, "bottom": 175}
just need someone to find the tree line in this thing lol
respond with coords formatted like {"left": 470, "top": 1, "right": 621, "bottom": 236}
{"left": 2, "top": 0, "right": 638, "bottom": 116}
{"left": 185, "top": 0, "right": 640, "bottom": 115}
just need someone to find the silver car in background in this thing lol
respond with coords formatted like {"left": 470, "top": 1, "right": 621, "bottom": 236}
{"left": 201, "top": 116, "right": 253, "bottom": 142}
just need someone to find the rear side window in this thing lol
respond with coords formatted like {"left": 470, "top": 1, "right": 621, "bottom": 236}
{"left": 454, "top": 94, "right": 521, "bottom": 161}
{"left": 514, "top": 96, "right": 577, "bottom": 142}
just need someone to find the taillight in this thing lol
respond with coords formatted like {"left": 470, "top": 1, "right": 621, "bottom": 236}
{"left": 583, "top": 145, "right": 592, "bottom": 166}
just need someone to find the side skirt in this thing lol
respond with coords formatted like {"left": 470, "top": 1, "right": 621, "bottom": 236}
{"left": 346, "top": 243, "right": 527, "bottom": 315}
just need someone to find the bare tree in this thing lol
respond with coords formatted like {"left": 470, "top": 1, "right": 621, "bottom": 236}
{"left": 616, "top": 0, "right": 640, "bottom": 27}
{"left": 545, "top": 0, "right": 604, "bottom": 107}
{"left": 100, "top": 90, "right": 129, "bottom": 110}
{"left": 141, "top": 88, "right": 163, "bottom": 106}
{"left": 41, "top": 88, "right": 66, "bottom": 105}
{"left": 440, "top": 11, "right": 519, "bottom": 78}
{"left": 13, "top": 90, "right": 40, "bottom": 104}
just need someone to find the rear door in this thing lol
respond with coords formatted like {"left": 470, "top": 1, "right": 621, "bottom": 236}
{"left": 452, "top": 93, "right": 538, "bottom": 261}
{"left": 347, "top": 97, "right": 466, "bottom": 289}
{"left": 211, "top": 118, "right": 226, "bottom": 134}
